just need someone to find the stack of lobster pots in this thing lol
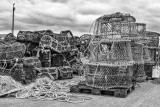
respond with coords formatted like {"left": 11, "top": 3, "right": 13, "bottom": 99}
{"left": 37, "top": 34, "right": 73, "bottom": 80}
{"left": 144, "top": 31, "right": 160, "bottom": 78}
{"left": 0, "top": 30, "right": 76, "bottom": 85}
{"left": 82, "top": 12, "right": 154, "bottom": 91}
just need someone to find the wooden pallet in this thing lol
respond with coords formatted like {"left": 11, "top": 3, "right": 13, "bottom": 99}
{"left": 70, "top": 81, "right": 135, "bottom": 98}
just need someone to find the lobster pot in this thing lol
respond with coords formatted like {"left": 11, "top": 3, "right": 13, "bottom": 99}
{"left": 133, "top": 64, "right": 146, "bottom": 81}
{"left": 84, "top": 63, "right": 133, "bottom": 89}
{"left": 39, "top": 49, "right": 51, "bottom": 67}
{"left": 66, "top": 55, "right": 78, "bottom": 66}
{"left": 41, "top": 60, "right": 51, "bottom": 67}
{"left": 32, "top": 46, "right": 41, "bottom": 57}
{"left": 59, "top": 66, "right": 73, "bottom": 79}
{"left": 131, "top": 43, "right": 143, "bottom": 63}
{"left": 39, "top": 49, "right": 51, "bottom": 60}
{"left": 0, "top": 59, "right": 17, "bottom": 76}
{"left": 36, "top": 67, "right": 58, "bottom": 80}
{"left": 144, "top": 63, "right": 154, "bottom": 77}
{"left": 0, "top": 42, "right": 26, "bottom": 60}
{"left": 88, "top": 40, "right": 133, "bottom": 63}
{"left": 148, "top": 48, "right": 156, "bottom": 64}
{"left": 21, "top": 57, "right": 41, "bottom": 68}
{"left": 143, "top": 46, "right": 151, "bottom": 63}
{"left": 51, "top": 54, "right": 64, "bottom": 67}
{"left": 24, "top": 42, "right": 39, "bottom": 56}
{"left": 17, "top": 31, "right": 43, "bottom": 43}
{"left": 10, "top": 63, "right": 25, "bottom": 84}
{"left": 40, "top": 35, "right": 52, "bottom": 48}
{"left": 23, "top": 65, "right": 39, "bottom": 84}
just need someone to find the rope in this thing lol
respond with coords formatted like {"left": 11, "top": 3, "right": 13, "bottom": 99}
{"left": 15, "top": 77, "right": 92, "bottom": 103}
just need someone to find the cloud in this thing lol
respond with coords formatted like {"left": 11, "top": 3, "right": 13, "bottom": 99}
{"left": 0, "top": 0, "right": 160, "bottom": 36}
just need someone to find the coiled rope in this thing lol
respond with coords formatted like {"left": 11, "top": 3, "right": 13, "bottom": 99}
{"left": 15, "top": 77, "right": 92, "bottom": 103}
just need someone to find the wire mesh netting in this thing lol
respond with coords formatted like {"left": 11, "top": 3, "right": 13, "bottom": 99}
{"left": 0, "top": 42, "right": 26, "bottom": 60}
{"left": 88, "top": 40, "right": 133, "bottom": 65}
{"left": 131, "top": 43, "right": 143, "bottom": 63}
{"left": 82, "top": 12, "right": 152, "bottom": 88}
{"left": 84, "top": 63, "right": 133, "bottom": 89}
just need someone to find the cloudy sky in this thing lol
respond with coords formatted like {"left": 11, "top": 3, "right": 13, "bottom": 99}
{"left": 0, "top": 0, "right": 160, "bottom": 36}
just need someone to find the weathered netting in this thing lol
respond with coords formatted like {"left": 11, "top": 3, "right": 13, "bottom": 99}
{"left": 83, "top": 12, "right": 150, "bottom": 89}
{"left": 131, "top": 43, "right": 143, "bottom": 63}
{"left": 40, "top": 35, "right": 53, "bottom": 48}
{"left": 88, "top": 40, "right": 133, "bottom": 65}
{"left": 38, "top": 49, "right": 51, "bottom": 67}
{"left": 132, "top": 64, "right": 146, "bottom": 81}
{"left": 130, "top": 43, "right": 147, "bottom": 81}
{"left": 85, "top": 39, "right": 134, "bottom": 89}
{"left": 0, "top": 42, "right": 26, "bottom": 60}
{"left": 40, "top": 35, "right": 70, "bottom": 52}
{"left": 17, "top": 31, "right": 43, "bottom": 43}
{"left": 36, "top": 67, "right": 59, "bottom": 80}
{"left": 84, "top": 63, "right": 133, "bottom": 89}
{"left": 143, "top": 46, "right": 152, "bottom": 63}
{"left": 148, "top": 48, "right": 156, "bottom": 63}
{"left": 21, "top": 57, "right": 41, "bottom": 68}
{"left": 92, "top": 12, "right": 140, "bottom": 38}
{"left": 0, "top": 57, "right": 41, "bottom": 84}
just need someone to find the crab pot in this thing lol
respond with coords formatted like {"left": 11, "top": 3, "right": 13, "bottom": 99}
{"left": 84, "top": 63, "right": 133, "bottom": 89}
{"left": 39, "top": 49, "right": 51, "bottom": 67}
{"left": 41, "top": 60, "right": 51, "bottom": 67}
{"left": 58, "top": 66, "right": 73, "bottom": 79}
{"left": 23, "top": 64, "right": 39, "bottom": 84}
{"left": 148, "top": 48, "right": 157, "bottom": 65}
{"left": 0, "top": 42, "right": 26, "bottom": 60}
{"left": 144, "top": 63, "right": 154, "bottom": 78}
{"left": 0, "top": 59, "right": 18, "bottom": 76}
{"left": 10, "top": 63, "right": 26, "bottom": 84}
{"left": 21, "top": 57, "right": 41, "bottom": 68}
{"left": 32, "top": 46, "right": 41, "bottom": 57}
{"left": 132, "top": 64, "right": 146, "bottom": 82}
{"left": 51, "top": 54, "right": 64, "bottom": 67}
{"left": 39, "top": 49, "right": 51, "bottom": 60}
{"left": 36, "top": 67, "right": 59, "bottom": 80}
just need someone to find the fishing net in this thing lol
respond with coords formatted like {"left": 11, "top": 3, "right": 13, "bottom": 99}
{"left": 0, "top": 75, "right": 23, "bottom": 96}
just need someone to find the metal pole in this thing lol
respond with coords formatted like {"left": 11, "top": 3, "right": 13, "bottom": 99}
{"left": 12, "top": 3, "right": 15, "bottom": 35}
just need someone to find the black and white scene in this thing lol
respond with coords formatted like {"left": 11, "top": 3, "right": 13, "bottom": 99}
{"left": 0, "top": 0, "right": 160, "bottom": 107}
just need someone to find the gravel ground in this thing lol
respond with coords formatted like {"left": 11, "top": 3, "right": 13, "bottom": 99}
{"left": 0, "top": 76, "right": 160, "bottom": 107}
